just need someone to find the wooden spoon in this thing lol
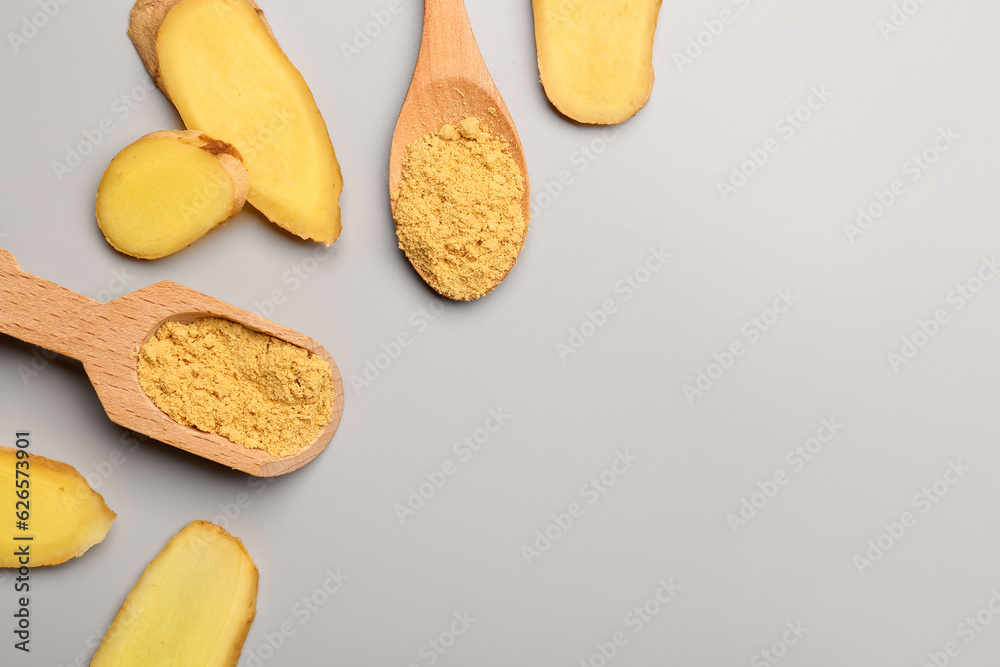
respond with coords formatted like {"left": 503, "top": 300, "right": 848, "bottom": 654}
{"left": 0, "top": 249, "right": 343, "bottom": 477}
{"left": 388, "top": 0, "right": 530, "bottom": 299}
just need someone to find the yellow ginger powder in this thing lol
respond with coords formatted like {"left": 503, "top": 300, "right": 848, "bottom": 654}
{"left": 392, "top": 116, "right": 526, "bottom": 300}
{"left": 136, "top": 318, "right": 334, "bottom": 457}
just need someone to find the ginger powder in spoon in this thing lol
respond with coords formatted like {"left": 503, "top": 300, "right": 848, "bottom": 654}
{"left": 136, "top": 317, "right": 334, "bottom": 457}
{"left": 392, "top": 116, "right": 525, "bottom": 300}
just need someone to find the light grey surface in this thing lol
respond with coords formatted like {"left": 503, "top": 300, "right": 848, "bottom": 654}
{"left": 2, "top": 0, "right": 1000, "bottom": 665}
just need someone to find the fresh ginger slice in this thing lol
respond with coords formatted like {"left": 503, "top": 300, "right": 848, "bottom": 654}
{"left": 533, "top": 0, "right": 662, "bottom": 124}
{"left": 96, "top": 130, "right": 248, "bottom": 259}
{"left": 0, "top": 447, "right": 115, "bottom": 567}
{"left": 129, "top": 0, "right": 343, "bottom": 245}
{"left": 91, "top": 521, "right": 258, "bottom": 667}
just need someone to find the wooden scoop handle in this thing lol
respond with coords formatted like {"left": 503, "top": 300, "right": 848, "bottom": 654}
{"left": 0, "top": 249, "right": 105, "bottom": 363}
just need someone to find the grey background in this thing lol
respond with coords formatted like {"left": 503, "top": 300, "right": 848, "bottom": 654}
{"left": 2, "top": 0, "right": 1000, "bottom": 665}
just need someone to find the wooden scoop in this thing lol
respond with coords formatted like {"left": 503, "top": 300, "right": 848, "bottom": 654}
{"left": 0, "top": 249, "right": 343, "bottom": 477}
{"left": 388, "top": 0, "right": 530, "bottom": 298}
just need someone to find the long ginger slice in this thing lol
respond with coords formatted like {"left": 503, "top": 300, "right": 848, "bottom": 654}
{"left": 91, "top": 521, "right": 258, "bottom": 667}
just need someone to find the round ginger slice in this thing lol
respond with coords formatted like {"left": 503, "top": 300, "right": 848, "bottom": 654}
{"left": 96, "top": 130, "right": 249, "bottom": 259}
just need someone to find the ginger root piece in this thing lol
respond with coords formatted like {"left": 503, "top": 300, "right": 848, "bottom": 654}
{"left": 91, "top": 521, "right": 258, "bottom": 667}
{"left": 97, "top": 130, "right": 248, "bottom": 259}
{"left": 0, "top": 447, "right": 115, "bottom": 567}
{"left": 129, "top": 0, "right": 343, "bottom": 245}
{"left": 533, "top": 0, "right": 663, "bottom": 124}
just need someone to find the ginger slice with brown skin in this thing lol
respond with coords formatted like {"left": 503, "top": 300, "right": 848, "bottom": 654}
{"left": 97, "top": 130, "right": 248, "bottom": 259}
{"left": 129, "top": 0, "right": 343, "bottom": 244}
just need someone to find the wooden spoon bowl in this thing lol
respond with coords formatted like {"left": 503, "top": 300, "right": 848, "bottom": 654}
{"left": 0, "top": 249, "right": 343, "bottom": 477}
{"left": 388, "top": 0, "right": 530, "bottom": 298}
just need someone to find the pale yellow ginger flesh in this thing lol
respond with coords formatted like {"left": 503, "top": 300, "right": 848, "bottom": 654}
{"left": 97, "top": 130, "right": 248, "bottom": 259}
{"left": 90, "top": 521, "right": 258, "bottom": 667}
{"left": 129, "top": 0, "right": 343, "bottom": 244}
{"left": 0, "top": 447, "right": 115, "bottom": 567}
{"left": 533, "top": 0, "right": 662, "bottom": 124}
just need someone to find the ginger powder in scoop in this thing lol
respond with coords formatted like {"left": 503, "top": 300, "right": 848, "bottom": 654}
{"left": 392, "top": 116, "right": 526, "bottom": 300}
{"left": 137, "top": 318, "right": 334, "bottom": 457}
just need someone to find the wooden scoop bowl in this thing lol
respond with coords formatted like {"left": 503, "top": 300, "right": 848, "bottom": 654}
{"left": 0, "top": 249, "right": 343, "bottom": 477}
{"left": 388, "top": 0, "right": 530, "bottom": 298}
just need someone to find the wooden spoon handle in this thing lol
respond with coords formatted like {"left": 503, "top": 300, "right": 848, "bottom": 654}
{"left": 418, "top": 0, "right": 485, "bottom": 81}
{"left": 0, "top": 249, "right": 104, "bottom": 362}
